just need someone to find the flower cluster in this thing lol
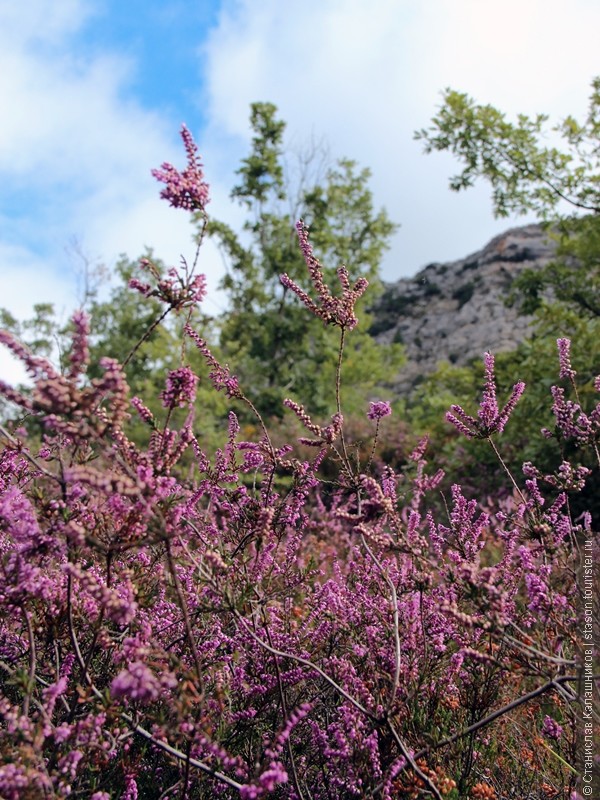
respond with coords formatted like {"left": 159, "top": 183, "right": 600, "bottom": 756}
{"left": 447, "top": 352, "right": 525, "bottom": 438}
{"left": 151, "top": 124, "right": 210, "bottom": 213}
{"left": 541, "top": 715, "right": 563, "bottom": 740}
{"left": 557, "top": 337, "right": 576, "bottom": 380}
{"left": 129, "top": 258, "right": 207, "bottom": 310}
{"left": 367, "top": 400, "right": 392, "bottom": 420}
{"left": 185, "top": 323, "right": 241, "bottom": 398}
{"left": 0, "top": 136, "right": 587, "bottom": 800}
{"left": 280, "top": 221, "right": 368, "bottom": 330}
{"left": 160, "top": 365, "right": 198, "bottom": 409}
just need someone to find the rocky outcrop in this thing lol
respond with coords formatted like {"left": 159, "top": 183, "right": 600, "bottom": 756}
{"left": 370, "top": 224, "right": 556, "bottom": 393}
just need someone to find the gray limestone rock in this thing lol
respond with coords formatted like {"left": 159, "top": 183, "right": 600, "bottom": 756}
{"left": 369, "top": 225, "right": 556, "bottom": 393}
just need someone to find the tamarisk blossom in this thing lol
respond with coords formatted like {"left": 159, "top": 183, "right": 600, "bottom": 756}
{"left": 129, "top": 260, "right": 207, "bottom": 310}
{"left": 160, "top": 366, "right": 198, "bottom": 409}
{"left": 67, "top": 310, "right": 90, "bottom": 380}
{"left": 284, "top": 398, "right": 343, "bottom": 445}
{"left": 446, "top": 352, "right": 525, "bottom": 439}
{"left": 367, "top": 401, "right": 392, "bottom": 420}
{"left": 280, "top": 221, "right": 368, "bottom": 330}
{"left": 541, "top": 715, "right": 563, "bottom": 740}
{"left": 557, "top": 337, "right": 576, "bottom": 380}
{"left": 152, "top": 124, "right": 209, "bottom": 213}
{"left": 542, "top": 338, "right": 600, "bottom": 448}
{"left": 546, "top": 385, "right": 600, "bottom": 445}
{"left": 185, "top": 324, "right": 241, "bottom": 398}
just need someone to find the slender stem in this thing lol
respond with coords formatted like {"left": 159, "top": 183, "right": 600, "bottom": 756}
{"left": 504, "top": 626, "right": 576, "bottom": 666}
{"left": 164, "top": 538, "right": 204, "bottom": 696}
{"left": 385, "top": 719, "right": 443, "bottom": 800}
{"left": 359, "top": 533, "right": 402, "bottom": 715}
{"left": 122, "top": 307, "right": 171, "bottom": 368}
{"left": 123, "top": 717, "right": 244, "bottom": 791}
{"left": 366, "top": 419, "right": 381, "bottom": 473}
{"left": 335, "top": 327, "right": 352, "bottom": 473}
{"left": 413, "top": 674, "right": 578, "bottom": 759}
{"left": 0, "top": 424, "right": 60, "bottom": 481}
{"left": 21, "top": 606, "right": 36, "bottom": 717}
{"left": 487, "top": 436, "right": 527, "bottom": 505}
{"left": 234, "top": 611, "right": 374, "bottom": 719}
{"left": 262, "top": 611, "right": 305, "bottom": 800}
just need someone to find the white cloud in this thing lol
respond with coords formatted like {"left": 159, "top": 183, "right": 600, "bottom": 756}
{"left": 0, "top": 2, "right": 219, "bottom": 284}
{"left": 0, "top": 1, "right": 224, "bottom": 384}
{"left": 2, "top": 0, "right": 599, "bottom": 390}
{"left": 201, "top": 0, "right": 600, "bottom": 277}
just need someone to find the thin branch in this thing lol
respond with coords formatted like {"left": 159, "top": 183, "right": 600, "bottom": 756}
{"left": 164, "top": 538, "right": 204, "bottom": 697}
{"left": 0, "top": 424, "right": 60, "bottom": 482}
{"left": 234, "top": 610, "right": 374, "bottom": 719}
{"left": 413, "top": 674, "right": 578, "bottom": 759}
{"left": 335, "top": 327, "right": 352, "bottom": 474}
{"left": 359, "top": 533, "right": 402, "bottom": 715}
{"left": 21, "top": 605, "right": 36, "bottom": 718}
{"left": 262, "top": 611, "right": 306, "bottom": 800}
{"left": 486, "top": 437, "right": 527, "bottom": 505}
{"left": 121, "top": 715, "right": 244, "bottom": 791}
{"left": 122, "top": 307, "right": 171, "bottom": 368}
{"left": 386, "top": 719, "right": 443, "bottom": 800}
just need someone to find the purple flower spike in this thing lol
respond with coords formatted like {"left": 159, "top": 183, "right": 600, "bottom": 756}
{"left": 367, "top": 401, "right": 392, "bottom": 420}
{"left": 542, "top": 715, "right": 563, "bottom": 740}
{"left": 557, "top": 338, "right": 576, "bottom": 380}
{"left": 478, "top": 352, "right": 499, "bottom": 428}
{"left": 152, "top": 124, "right": 210, "bottom": 213}
{"left": 447, "top": 352, "right": 525, "bottom": 438}
{"left": 160, "top": 366, "right": 198, "bottom": 409}
{"left": 280, "top": 221, "right": 368, "bottom": 330}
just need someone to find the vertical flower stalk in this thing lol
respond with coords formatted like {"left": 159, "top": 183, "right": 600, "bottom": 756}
{"left": 446, "top": 352, "right": 525, "bottom": 439}
{"left": 152, "top": 124, "right": 210, "bottom": 214}
{"left": 280, "top": 221, "right": 368, "bottom": 331}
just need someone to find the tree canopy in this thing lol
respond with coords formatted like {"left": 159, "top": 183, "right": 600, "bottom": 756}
{"left": 205, "top": 101, "right": 402, "bottom": 419}
{"left": 415, "top": 77, "right": 600, "bottom": 318}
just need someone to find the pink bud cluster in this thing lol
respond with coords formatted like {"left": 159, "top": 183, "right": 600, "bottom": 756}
{"left": 129, "top": 259, "right": 207, "bottom": 311}
{"left": 367, "top": 400, "right": 392, "bottom": 420}
{"left": 185, "top": 323, "right": 241, "bottom": 398}
{"left": 160, "top": 366, "right": 198, "bottom": 409}
{"left": 280, "top": 221, "right": 368, "bottom": 330}
{"left": 447, "top": 352, "right": 525, "bottom": 438}
{"left": 0, "top": 140, "right": 589, "bottom": 800}
{"left": 151, "top": 124, "right": 210, "bottom": 213}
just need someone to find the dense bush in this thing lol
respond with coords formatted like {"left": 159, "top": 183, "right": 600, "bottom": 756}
{"left": 0, "top": 128, "right": 597, "bottom": 799}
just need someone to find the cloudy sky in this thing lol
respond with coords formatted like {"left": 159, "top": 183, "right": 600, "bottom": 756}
{"left": 1, "top": 0, "right": 599, "bottom": 350}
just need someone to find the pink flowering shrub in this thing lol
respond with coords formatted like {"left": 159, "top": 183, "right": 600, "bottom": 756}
{"left": 0, "top": 127, "right": 597, "bottom": 799}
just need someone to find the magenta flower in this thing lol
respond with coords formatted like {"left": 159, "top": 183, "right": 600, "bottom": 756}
{"left": 160, "top": 366, "right": 198, "bottom": 409}
{"left": 446, "top": 352, "right": 525, "bottom": 438}
{"left": 152, "top": 124, "right": 209, "bottom": 213}
{"left": 280, "top": 221, "right": 368, "bottom": 330}
{"left": 557, "top": 338, "right": 576, "bottom": 380}
{"left": 185, "top": 324, "right": 241, "bottom": 398}
{"left": 67, "top": 309, "right": 90, "bottom": 379}
{"left": 111, "top": 661, "right": 174, "bottom": 704}
{"left": 542, "top": 715, "right": 563, "bottom": 740}
{"left": 367, "top": 401, "right": 392, "bottom": 420}
{"left": 129, "top": 259, "right": 207, "bottom": 310}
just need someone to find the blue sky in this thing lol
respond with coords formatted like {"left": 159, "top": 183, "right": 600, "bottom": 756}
{"left": 1, "top": 0, "right": 600, "bottom": 381}
{"left": 83, "top": 1, "right": 219, "bottom": 123}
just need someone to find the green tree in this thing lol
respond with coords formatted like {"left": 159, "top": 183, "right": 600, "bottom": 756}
{"left": 410, "top": 79, "right": 600, "bottom": 506}
{"left": 0, "top": 254, "right": 227, "bottom": 450}
{"left": 415, "top": 77, "right": 600, "bottom": 318}
{"left": 205, "top": 102, "right": 403, "bottom": 420}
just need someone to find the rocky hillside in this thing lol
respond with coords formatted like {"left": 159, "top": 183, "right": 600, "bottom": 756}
{"left": 370, "top": 224, "right": 557, "bottom": 393}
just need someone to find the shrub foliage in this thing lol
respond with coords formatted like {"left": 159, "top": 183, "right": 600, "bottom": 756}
{"left": 0, "top": 127, "right": 597, "bottom": 800}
